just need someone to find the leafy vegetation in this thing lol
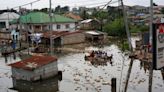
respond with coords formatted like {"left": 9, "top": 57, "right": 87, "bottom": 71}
{"left": 103, "top": 18, "right": 126, "bottom": 37}
{"left": 130, "top": 25, "right": 149, "bottom": 33}
{"left": 118, "top": 40, "right": 129, "bottom": 51}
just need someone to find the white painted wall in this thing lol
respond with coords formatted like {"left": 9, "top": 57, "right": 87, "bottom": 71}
{"left": 52, "top": 23, "right": 76, "bottom": 31}
{"left": 0, "top": 12, "right": 19, "bottom": 29}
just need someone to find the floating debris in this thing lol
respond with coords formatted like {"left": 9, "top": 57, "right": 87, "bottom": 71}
{"left": 74, "top": 77, "right": 80, "bottom": 81}
{"left": 102, "top": 82, "right": 110, "bottom": 85}
{"left": 94, "top": 79, "right": 100, "bottom": 82}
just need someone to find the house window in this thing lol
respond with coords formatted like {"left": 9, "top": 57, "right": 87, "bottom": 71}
{"left": 0, "top": 22, "right": 6, "bottom": 28}
{"left": 35, "top": 25, "right": 40, "bottom": 29}
{"left": 65, "top": 24, "right": 70, "bottom": 29}
{"left": 29, "top": 25, "right": 32, "bottom": 30}
{"left": 57, "top": 24, "right": 61, "bottom": 29}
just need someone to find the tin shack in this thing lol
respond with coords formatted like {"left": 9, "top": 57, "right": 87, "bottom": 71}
{"left": 9, "top": 56, "right": 58, "bottom": 81}
{"left": 85, "top": 31, "right": 107, "bottom": 43}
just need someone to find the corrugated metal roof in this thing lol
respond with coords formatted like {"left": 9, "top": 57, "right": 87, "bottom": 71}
{"left": 64, "top": 13, "right": 82, "bottom": 21}
{"left": 0, "top": 12, "right": 19, "bottom": 20}
{"left": 43, "top": 31, "right": 68, "bottom": 38}
{"left": 11, "top": 12, "right": 76, "bottom": 24}
{"left": 9, "top": 56, "right": 57, "bottom": 71}
{"left": 43, "top": 30, "right": 83, "bottom": 39}
{"left": 81, "top": 19, "right": 93, "bottom": 23}
{"left": 85, "top": 31, "right": 105, "bottom": 35}
{"left": 80, "top": 19, "right": 100, "bottom": 24}
{"left": 85, "top": 31, "right": 100, "bottom": 35}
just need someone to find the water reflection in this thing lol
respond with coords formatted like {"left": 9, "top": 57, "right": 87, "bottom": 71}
{"left": 86, "top": 59, "right": 113, "bottom": 67}
{"left": 140, "top": 61, "right": 151, "bottom": 73}
{"left": 12, "top": 77, "right": 59, "bottom": 92}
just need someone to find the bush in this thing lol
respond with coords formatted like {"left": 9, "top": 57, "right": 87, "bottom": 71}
{"left": 121, "top": 41, "right": 129, "bottom": 51}
{"left": 103, "top": 18, "right": 126, "bottom": 37}
{"left": 130, "top": 25, "right": 149, "bottom": 33}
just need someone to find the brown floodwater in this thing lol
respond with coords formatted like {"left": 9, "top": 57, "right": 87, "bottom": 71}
{"left": 0, "top": 37, "right": 164, "bottom": 92}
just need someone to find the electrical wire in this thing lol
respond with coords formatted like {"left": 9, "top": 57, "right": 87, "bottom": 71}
{"left": 10, "top": 0, "right": 41, "bottom": 9}
{"left": 51, "top": 0, "right": 119, "bottom": 9}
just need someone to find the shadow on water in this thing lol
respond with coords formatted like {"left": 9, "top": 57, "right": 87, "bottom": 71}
{"left": 139, "top": 60, "right": 151, "bottom": 74}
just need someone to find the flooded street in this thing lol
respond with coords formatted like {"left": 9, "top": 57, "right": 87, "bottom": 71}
{"left": 0, "top": 37, "right": 164, "bottom": 92}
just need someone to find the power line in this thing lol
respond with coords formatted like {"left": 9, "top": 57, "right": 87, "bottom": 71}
{"left": 10, "top": 0, "right": 41, "bottom": 9}
{"left": 52, "top": 0, "right": 97, "bottom": 5}
{"left": 52, "top": 0, "right": 119, "bottom": 8}
{"left": 85, "top": 0, "right": 119, "bottom": 8}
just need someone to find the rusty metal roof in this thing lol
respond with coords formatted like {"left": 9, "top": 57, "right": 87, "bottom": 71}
{"left": 9, "top": 56, "right": 57, "bottom": 71}
{"left": 43, "top": 31, "right": 68, "bottom": 38}
{"left": 43, "top": 30, "right": 83, "bottom": 39}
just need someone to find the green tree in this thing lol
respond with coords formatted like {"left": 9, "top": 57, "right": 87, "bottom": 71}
{"left": 40, "top": 8, "right": 48, "bottom": 13}
{"left": 103, "top": 18, "right": 126, "bottom": 37}
{"left": 55, "top": 5, "right": 61, "bottom": 13}
{"left": 130, "top": 25, "right": 149, "bottom": 33}
{"left": 91, "top": 10, "right": 109, "bottom": 31}
{"left": 80, "top": 10, "right": 89, "bottom": 20}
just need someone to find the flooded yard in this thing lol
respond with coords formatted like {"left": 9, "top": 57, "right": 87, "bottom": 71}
{"left": 0, "top": 37, "right": 164, "bottom": 92}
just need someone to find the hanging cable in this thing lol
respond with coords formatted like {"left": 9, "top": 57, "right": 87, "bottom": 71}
{"left": 11, "top": 0, "right": 41, "bottom": 9}
{"left": 31, "top": 3, "right": 33, "bottom": 11}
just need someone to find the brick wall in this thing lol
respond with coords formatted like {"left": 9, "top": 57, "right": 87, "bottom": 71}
{"left": 61, "top": 32, "right": 85, "bottom": 45}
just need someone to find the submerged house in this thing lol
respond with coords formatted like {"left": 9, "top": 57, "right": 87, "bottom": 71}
{"left": 9, "top": 56, "right": 58, "bottom": 81}
{"left": 80, "top": 19, "right": 100, "bottom": 30}
{"left": 42, "top": 30, "right": 85, "bottom": 47}
{"left": 85, "top": 31, "right": 107, "bottom": 43}
{"left": 13, "top": 76, "right": 59, "bottom": 92}
{"left": 11, "top": 12, "right": 77, "bottom": 32}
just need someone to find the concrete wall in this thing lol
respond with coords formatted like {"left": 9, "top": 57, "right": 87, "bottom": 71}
{"left": 12, "top": 67, "right": 33, "bottom": 81}
{"left": 0, "top": 31, "right": 11, "bottom": 40}
{"left": 52, "top": 23, "right": 76, "bottom": 31}
{"left": 61, "top": 32, "right": 85, "bottom": 45}
{"left": 11, "top": 61, "right": 58, "bottom": 81}
{"left": 34, "top": 61, "right": 58, "bottom": 80}
{"left": 0, "top": 19, "right": 11, "bottom": 29}
{"left": 13, "top": 76, "right": 58, "bottom": 92}
{"left": 16, "top": 22, "right": 76, "bottom": 32}
{"left": 0, "top": 31, "right": 27, "bottom": 42}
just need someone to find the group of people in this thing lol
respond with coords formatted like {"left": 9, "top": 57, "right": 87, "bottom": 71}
{"left": 89, "top": 50, "right": 108, "bottom": 58}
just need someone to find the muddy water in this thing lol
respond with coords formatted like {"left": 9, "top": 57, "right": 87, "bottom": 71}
{"left": 0, "top": 37, "right": 164, "bottom": 92}
{"left": 58, "top": 44, "right": 164, "bottom": 92}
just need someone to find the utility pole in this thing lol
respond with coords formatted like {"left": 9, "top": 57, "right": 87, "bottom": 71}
{"left": 120, "top": 0, "right": 132, "bottom": 52}
{"left": 7, "top": 7, "right": 9, "bottom": 30}
{"left": 149, "top": 0, "right": 153, "bottom": 92}
{"left": 19, "top": 6, "right": 22, "bottom": 48}
{"left": 49, "top": 0, "right": 53, "bottom": 55}
{"left": 120, "top": 1, "right": 133, "bottom": 92}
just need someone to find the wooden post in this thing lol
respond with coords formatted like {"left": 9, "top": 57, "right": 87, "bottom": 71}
{"left": 124, "top": 58, "right": 134, "bottom": 92}
{"left": 4, "top": 54, "right": 8, "bottom": 63}
{"left": 13, "top": 52, "right": 16, "bottom": 60}
{"left": 149, "top": 0, "right": 153, "bottom": 92}
{"left": 58, "top": 71, "right": 62, "bottom": 81}
{"left": 111, "top": 78, "right": 116, "bottom": 92}
{"left": 149, "top": 61, "right": 153, "bottom": 92}
{"left": 19, "top": 6, "right": 22, "bottom": 49}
